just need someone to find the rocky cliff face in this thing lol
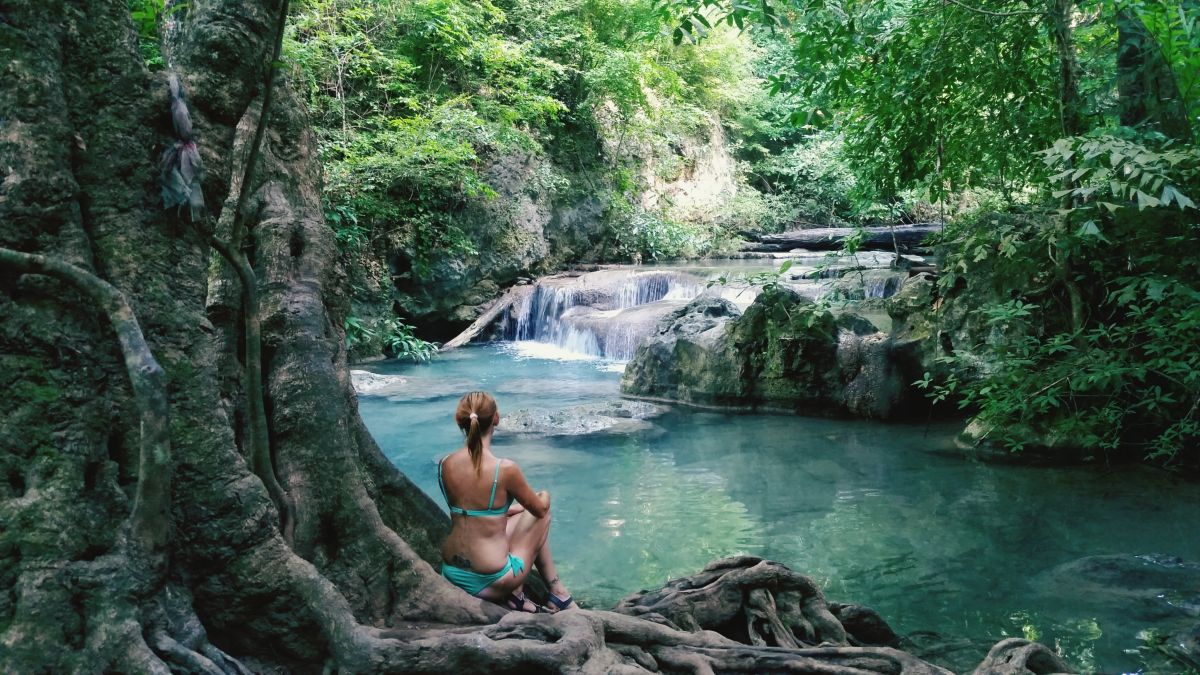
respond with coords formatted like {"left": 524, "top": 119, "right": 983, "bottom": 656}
{"left": 634, "top": 116, "right": 737, "bottom": 223}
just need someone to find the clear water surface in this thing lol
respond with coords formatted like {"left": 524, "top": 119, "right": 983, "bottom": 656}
{"left": 358, "top": 344, "right": 1200, "bottom": 673}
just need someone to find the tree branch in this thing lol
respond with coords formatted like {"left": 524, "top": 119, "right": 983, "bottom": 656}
{"left": 943, "top": 0, "right": 1044, "bottom": 18}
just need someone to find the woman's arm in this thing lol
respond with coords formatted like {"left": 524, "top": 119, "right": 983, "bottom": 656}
{"left": 501, "top": 461, "right": 550, "bottom": 518}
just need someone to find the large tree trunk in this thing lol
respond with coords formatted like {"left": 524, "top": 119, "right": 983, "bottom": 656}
{"left": 0, "top": 1, "right": 1068, "bottom": 673}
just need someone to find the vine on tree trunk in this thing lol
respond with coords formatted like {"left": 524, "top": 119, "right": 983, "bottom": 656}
{"left": 164, "top": 0, "right": 297, "bottom": 543}
{"left": 0, "top": 248, "right": 171, "bottom": 557}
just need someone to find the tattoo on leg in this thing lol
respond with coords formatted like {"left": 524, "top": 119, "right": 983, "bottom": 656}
{"left": 451, "top": 554, "right": 472, "bottom": 570}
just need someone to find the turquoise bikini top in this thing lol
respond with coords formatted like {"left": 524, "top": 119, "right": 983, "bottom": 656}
{"left": 437, "top": 455, "right": 514, "bottom": 517}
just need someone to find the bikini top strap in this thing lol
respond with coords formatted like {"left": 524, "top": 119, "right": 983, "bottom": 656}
{"left": 488, "top": 459, "right": 502, "bottom": 509}
{"left": 437, "top": 455, "right": 450, "bottom": 504}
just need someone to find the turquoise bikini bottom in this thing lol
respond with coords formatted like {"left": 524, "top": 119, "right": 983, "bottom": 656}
{"left": 442, "top": 553, "right": 525, "bottom": 596}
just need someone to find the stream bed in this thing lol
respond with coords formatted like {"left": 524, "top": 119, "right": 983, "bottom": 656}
{"left": 359, "top": 344, "right": 1200, "bottom": 673}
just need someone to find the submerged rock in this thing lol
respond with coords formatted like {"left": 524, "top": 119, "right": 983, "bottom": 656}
{"left": 350, "top": 370, "right": 408, "bottom": 396}
{"left": 503, "top": 400, "right": 667, "bottom": 436}
{"left": 1171, "top": 622, "right": 1200, "bottom": 669}
{"left": 1034, "top": 554, "right": 1200, "bottom": 622}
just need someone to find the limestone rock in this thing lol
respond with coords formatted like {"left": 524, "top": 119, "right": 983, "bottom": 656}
{"left": 619, "top": 296, "right": 748, "bottom": 408}
{"left": 503, "top": 400, "right": 668, "bottom": 436}
{"left": 350, "top": 370, "right": 407, "bottom": 397}
{"left": 622, "top": 289, "right": 927, "bottom": 419}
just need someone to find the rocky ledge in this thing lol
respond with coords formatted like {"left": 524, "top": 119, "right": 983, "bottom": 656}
{"left": 504, "top": 400, "right": 668, "bottom": 436}
{"left": 620, "top": 280, "right": 932, "bottom": 420}
{"left": 350, "top": 369, "right": 409, "bottom": 397}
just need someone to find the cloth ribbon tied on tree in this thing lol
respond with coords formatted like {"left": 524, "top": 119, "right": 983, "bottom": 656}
{"left": 161, "top": 73, "right": 205, "bottom": 220}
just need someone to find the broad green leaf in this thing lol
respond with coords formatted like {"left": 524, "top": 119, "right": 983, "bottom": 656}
{"left": 1136, "top": 190, "right": 1160, "bottom": 210}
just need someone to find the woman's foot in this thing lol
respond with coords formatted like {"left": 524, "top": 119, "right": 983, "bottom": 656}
{"left": 545, "top": 577, "right": 577, "bottom": 611}
{"left": 503, "top": 590, "right": 547, "bottom": 613}
{"left": 546, "top": 591, "right": 577, "bottom": 612}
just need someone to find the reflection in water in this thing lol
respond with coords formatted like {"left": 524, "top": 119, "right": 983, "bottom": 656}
{"left": 359, "top": 345, "right": 1200, "bottom": 674}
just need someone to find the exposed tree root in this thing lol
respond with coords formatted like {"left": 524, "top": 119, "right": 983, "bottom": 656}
{"left": 0, "top": 248, "right": 171, "bottom": 555}
{"left": 970, "top": 638, "right": 1074, "bottom": 675}
{"left": 615, "top": 557, "right": 849, "bottom": 647}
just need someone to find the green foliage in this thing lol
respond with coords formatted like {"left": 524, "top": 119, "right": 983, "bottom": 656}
{"left": 345, "top": 314, "right": 437, "bottom": 361}
{"left": 379, "top": 316, "right": 438, "bottom": 361}
{"left": 128, "top": 0, "right": 186, "bottom": 69}
{"left": 1130, "top": 0, "right": 1200, "bottom": 140}
{"left": 750, "top": 132, "right": 857, "bottom": 226}
{"left": 289, "top": 0, "right": 774, "bottom": 279}
{"left": 923, "top": 131, "right": 1200, "bottom": 462}
{"left": 656, "top": 0, "right": 1200, "bottom": 465}
{"left": 607, "top": 201, "right": 724, "bottom": 260}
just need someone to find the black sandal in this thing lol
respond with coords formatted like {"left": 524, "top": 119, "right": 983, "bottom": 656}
{"left": 504, "top": 591, "right": 548, "bottom": 613}
{"left": 546, "top": 592, "right": 577, "bottom": 612}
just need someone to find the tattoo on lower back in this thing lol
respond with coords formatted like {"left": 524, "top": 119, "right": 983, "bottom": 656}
{"left": 452, "top": 554, "right": 472, "bottom": 570}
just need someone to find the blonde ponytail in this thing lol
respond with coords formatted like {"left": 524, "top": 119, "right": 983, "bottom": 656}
{"left": 455, "top": 392, "right": 497, "bottom": 475}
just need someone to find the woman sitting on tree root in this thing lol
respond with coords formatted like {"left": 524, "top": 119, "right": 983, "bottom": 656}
{"left": 437, "top": 391, "right": 578, "bottom": 612}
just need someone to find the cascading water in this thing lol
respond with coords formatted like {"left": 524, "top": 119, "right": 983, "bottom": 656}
{"left": 501, "top": 255, "right": 923, "bottom": 361}
{"left": 504, "top": 270, "right": 708, "bottom": 361}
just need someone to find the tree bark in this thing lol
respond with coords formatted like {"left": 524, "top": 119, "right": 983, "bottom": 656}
{"left": 741, "top": 225, "right": 941, "bottom": 254}
{"left": 200, "top": 0, "right": 297, "bottom": 545}
{"left": 0, "top": 248, "right": 171, "bottom": 556}
{"left": 1047, "top": 0, "right": 1085, "bottom": 138}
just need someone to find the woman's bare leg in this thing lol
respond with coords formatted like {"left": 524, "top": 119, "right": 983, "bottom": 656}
{"left": 475, "top": 495, "right": 550, "bottom": 605}
{"left": 534, "top": 542, "right": 576, "bottom": 609}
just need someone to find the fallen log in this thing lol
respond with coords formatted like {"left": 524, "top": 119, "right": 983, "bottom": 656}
{"left": 440, "top": 285, "right": 533, "bottom": 351}
{"left": 743, "top": 224, "right": 943, "bottom": 253}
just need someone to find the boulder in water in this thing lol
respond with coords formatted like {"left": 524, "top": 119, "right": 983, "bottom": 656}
{"left": 503, "top": 400, "right": 668, "bottom": 436}
{"left": 619, "top": 296, "right": 750, "bottom": 409}
{"left": 621, "top": 290, "right": 927, "bottom": 419}
{"left": 350, "top": 370, "right": 408, "bottom": 396}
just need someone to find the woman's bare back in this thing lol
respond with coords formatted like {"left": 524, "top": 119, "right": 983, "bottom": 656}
{"left": 439, "top": 450, "right": 512, "bottom": 573}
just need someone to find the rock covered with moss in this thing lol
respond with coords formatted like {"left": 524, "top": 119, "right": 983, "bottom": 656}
{"left": 621, "top": 287, "right": 930, "bottom": 419}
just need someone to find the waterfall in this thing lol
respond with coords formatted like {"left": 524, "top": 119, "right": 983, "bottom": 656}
{"left": 863, "top": 271, "right": 903, "bottom": 299}
{"left": 504, "top": 271, "right": 706, "bottom": 360}
{"left": 498, "top": 258, "right": 918, "bottom": 361}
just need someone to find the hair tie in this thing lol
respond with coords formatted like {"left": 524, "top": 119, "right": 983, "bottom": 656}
{"left": 469, "top": 412, "right": 478, "bottom": 421}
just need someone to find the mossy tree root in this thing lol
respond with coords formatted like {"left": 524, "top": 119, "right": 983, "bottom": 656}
{"left": 0, "top": 247, "right": 170, "bottom": 557}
